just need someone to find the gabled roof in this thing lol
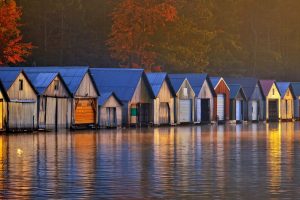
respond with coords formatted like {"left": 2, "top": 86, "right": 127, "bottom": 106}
{"left": 228, "top": 84, "right": 246, "bottom": 100}
{"left": 146, "top": 73, "right": 175, "bottom": 97}
{"left": 25, "top": 72, "right": 71, "bottom": 95}
{"left": 168, "top": 75, "right": 186, "bottom": 93}
{"left": 209, "top": 76, "right": 230, "bottom": 91}
{"left": 0, "top": 80, "right": 9, "bottom": 101}
{"left": 1, "top": 66, "right": 99, "bottom": 96}
{"left": 259, "top": 80, "right": 277, "bottom": 97}
{"left": 168, "top": 73, "right": 208, "bottom": 95}
{"left": 224, "top": 77, "right": 258, "bottom": 100}
{"left": 98, "top": 92, "right": 123, "bottom": 106}
{"left": 276, "top": 82, "right": 294, "bottom": 98}
{"left": 0, "top": 68, "right": 38, "bottom": 94}
{"left": 291, "top": 82, "right": 300, "bottom": 97}
{"left": 90, "top": 68, "right": 154, "bottom": 102}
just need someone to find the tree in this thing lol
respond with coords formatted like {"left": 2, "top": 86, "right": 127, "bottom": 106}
{"left": 106, "top": 0, "right": 177, "bottom": 71}
{"left": 0, "top": 0, "right": 32, "bottom": 65}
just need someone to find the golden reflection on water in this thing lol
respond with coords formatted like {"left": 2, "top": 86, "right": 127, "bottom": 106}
{"left": 267, "top": 123, "right": 282, "bottom": 193}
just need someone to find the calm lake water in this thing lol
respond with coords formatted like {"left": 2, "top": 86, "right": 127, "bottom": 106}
{"left": 1, "top": 123, "right": 300, "bottom": 199}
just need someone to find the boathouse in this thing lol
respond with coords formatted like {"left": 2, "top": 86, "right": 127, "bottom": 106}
{"left": 225, "top": 77, "right": 264, "bottom": 121}
{"left": 98, "top": 92, "right": 123, "bottom": 128}
{"left": 290, "top": 82, "right": 300, "bottom": 120}
{"left": 0, "top": 80, "right": 9, "bottom": 131}
{"left": 210, "top": 77, "right": 230, "bottom": 122}
{"left": 90, "top": 68, "right": 154, "bottom": 126}
{"left": 168, "top": 74, "right": 214, "bottom": 123}
{"left": 24, "top": 71, "right": 72, "bottom": 130}
{"left": 0, "top": 69, "right": 38, "bottom": 131}
{"left": 228, "top": 84, "right": 246, "bottom": 122}
{"left": 277, "top": 82, "right": 295, "bottom": 121}
{"left": 21, "top": 67, "right": 99, "bottom": 128}
{"left": 168, "top": 75, "right": 195, "bottom": 124}
{"left": 259, "top": 80, "right": 281, "bottom": 121}
{"left": 146, "top": 73, "right": 175, "bottom": 125}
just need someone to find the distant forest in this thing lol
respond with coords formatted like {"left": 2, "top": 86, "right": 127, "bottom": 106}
{"left": 16, "top": 0, "right": 300, "bottom": 81}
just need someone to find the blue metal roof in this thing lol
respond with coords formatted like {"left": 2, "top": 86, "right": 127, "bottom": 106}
{"left": 276, "top": 82, "right": 291, "bottom": 98}
{"left": 26, "top": 72, "right": 58, "bottom": 94}
{"left": 98, "top": 92, "right": 123, "bottom": 106}
{"left": 228, "top": 84, "right": 244, "bottom": 99}
{"left": 1, "top": 66, "right": 96, "bottom": 95}
{"left": 291, "top": 82, "right": 300, "bottom": 97}
{"left": 210, "top": 77, "right": 221, "bottom": 88}
{"left": 168, "top": 73, "right": 207, "bottom": 95}
{"left": 168, "top": 75, "right": 186, "bottom": 93}
{"left": 0, "top": 68, "right": 22, "bottom": 90}
{"left": 146, "top": 73, "right": 167, "bottom": 97}
{"left": 224, "top": 77, "right": 258, "bottom": 100}
{"left": 90, "top": 68, "right": 153, "bottom": 102}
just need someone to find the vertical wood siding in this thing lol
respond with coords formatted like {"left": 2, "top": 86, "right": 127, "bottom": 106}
{"left": 213, "top": 79, "right": 230, "bottom": 121}
{"left": 198, "top": 80, "right": 214, "bottom": 122}
{"left": 281, "top": 88, "right": 294, "bottom": 120}
{"left": 265, "top": 83, "right": 281, "bottom": 120}
{"left": 98, "top": 95, "right": 122, "bottom": 127}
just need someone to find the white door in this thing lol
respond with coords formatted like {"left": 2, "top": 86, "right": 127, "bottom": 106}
{"left": 217, "top": 94, "right": 225, "bottom": 120}
{"left": 196, "top": 98, "right": 201, "bottom": 122}
{"left": 252, "top": 101, "right": 258, "bottom": 120}
{"left": 236, "top": 100, "right": 242, "bottom": 121}
{"left": 179, "top": 100, "right": 192, "bottom": 122}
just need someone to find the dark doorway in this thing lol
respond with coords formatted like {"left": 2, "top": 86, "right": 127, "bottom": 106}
{"left": 138, "top": 103, "right": 151, "bottom": 126}
{"left": 268, "top": 100, "right": 278, "bottom": 121}
{"left": 201, "top": 99, "right": 210, "bottom": 122}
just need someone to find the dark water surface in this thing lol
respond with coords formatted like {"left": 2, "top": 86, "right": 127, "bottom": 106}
{"left": 1, "top": 123, "right": 300, "bottom": 199}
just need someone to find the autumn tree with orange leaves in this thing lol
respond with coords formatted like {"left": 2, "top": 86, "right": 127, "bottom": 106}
{"left": 0, "top": 0, "right": 32, "bottom": 65}
{"left": 107, "top": 0, "right": 177, "bottom": 71}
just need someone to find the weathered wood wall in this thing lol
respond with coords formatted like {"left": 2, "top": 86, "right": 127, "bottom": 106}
{"left": 213, "top": 79, "right": 230, "bottom": 121}
{"left": 153, "top": 80, "right": 174, "bottom": 125}
{"left": 281, "top": 87, "right": 294, "bottom": 120}
{"left": 128, "top": 78, "right": 152, "bottom": 125}
{"left": 7, "top": 72, "right": 37, "bottom": 129}
{"left": 197, "top": 79, "right": 214, "bottom": 122}
{"left": 72, "top": 73, "right": 98, "bottom": 126}
{"left": 175, "top": 79, "right": 195, "bottom": 124}
{"left": 248, "top": 84, "right": 264, "bottom": 121}
{"left": 265, "top": 83, "right": 281, "bottom": 120}
{"left": 0, "top": 92, "right": 7, "bottom": 130}
{"left": 98, "top": 95, "right": 122, "bottom": 127}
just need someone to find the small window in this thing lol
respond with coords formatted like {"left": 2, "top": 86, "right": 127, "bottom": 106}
{"left": 287, "top": 90, "right": 290, "bottom": 96}
{"left": 54, "top": 80, "right": 59, "bottom": 91}
{"left": 19, "top": 79, "right": 23, "bottom": 91}
{"left": 272, "top": 88, "right": 275, "bottom": 95}
{"left": 183, "top": 88, "right": 188, "bottom": 97}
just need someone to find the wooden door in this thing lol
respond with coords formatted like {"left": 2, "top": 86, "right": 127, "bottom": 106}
{"left": 179, "top": 100, "right": 192, "bottom": 123}
{"left": 217, "top": 94, "right": 225, "bottom": 120}
{"left": 252, "top": 101, "right": 258, "bottom": 121}
{"left": 236, "top": 100, "right": 242, "bottom": 121}
{"left": 159, "top": 102, "right": 169, "bottom": 124}
{"left": 75, "top": 99, "right": 96, "bottom": 124}
{"left": 201, "top": 99, "right": 210, "bottom": 122}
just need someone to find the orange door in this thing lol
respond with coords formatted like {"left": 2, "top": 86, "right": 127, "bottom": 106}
{"left": 75, "top": 99, "right": 95, "bottom": 124}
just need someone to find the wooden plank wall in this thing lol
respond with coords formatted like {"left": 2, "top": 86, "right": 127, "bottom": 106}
{"left": 0, "top": 92, "right": 7, "bottom": 130}
{"left": 98, "top": 95, "right": 122, "bottom": 127}
{"left": 265, "top": 83, "right": 281, "bottom": 120}
{"left": 198, "top": 80, "right": 214, "bottom": 122}
{"left": 213, "top": 79, "right": 230, "bottom": 121}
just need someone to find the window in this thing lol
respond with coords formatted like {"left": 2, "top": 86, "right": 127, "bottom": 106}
{"left": 19, "top": 79, "right": 23, "bottom": 91}
{"left": 183, "top": 88, "right": 188, "bottom": 97}
{"left": 272, "top": 88, "right": 275, "bottom": 95}
{"left": 54, "top": 80, "right": 59, "bottom": 91}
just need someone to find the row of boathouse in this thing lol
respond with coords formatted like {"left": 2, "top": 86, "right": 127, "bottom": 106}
{"left": 0, "top": 66, "right": 299, "bottom": 132}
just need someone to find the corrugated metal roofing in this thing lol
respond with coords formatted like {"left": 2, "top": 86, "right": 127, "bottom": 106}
{"left": 0, "top": 66, "right": 92, "bottom": 95}
{"left": 90, "top": 68, "right": 152, "bottom": 102}
{"left": 98, "top": 92, "right": 122, "bottom": 106}
{"left": 0, "top": 68, "right": 22, "bottom": 90}
{"left": 228, "top": 84, "right": 242, "bottom": 99}
{"left": 146, "top": 73, "right": 167, "bottom": 97}
{"left": 276, "top": 82, "right": 291, "bottom": 98}
{"left": 259, "top": 80, "right": 276, "bottom": 97}
{"left": 26, "top": 72, "right": 58, "bottom": 94}
{"left": 168, "top": 75, "right": 186, "bottom": 92}
{"left": 168, "top": 73, "right": 207, "bottom": 95}
{"left": 291, "top": 82, "right": 300, "bottom": 97}
{"left": 225, "top": 77, "right": 258, "bottom": 100}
